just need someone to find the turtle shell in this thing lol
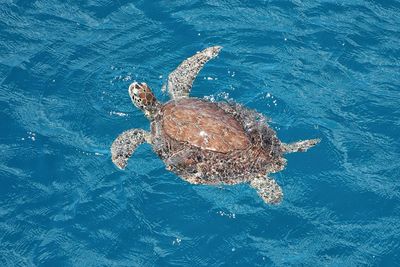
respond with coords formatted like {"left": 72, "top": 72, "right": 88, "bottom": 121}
{"left": 161, "top": 98, "right": 250, "bottom": 153}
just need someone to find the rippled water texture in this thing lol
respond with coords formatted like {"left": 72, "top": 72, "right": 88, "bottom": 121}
{"left": 1, "top": 0, "right": 399, "bottom": 266}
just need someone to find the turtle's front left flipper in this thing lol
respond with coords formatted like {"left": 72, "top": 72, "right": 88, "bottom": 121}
{"left": 167, "top": 46, "right": 222, "bottom": 99}
{"left": 111, "top": 129, "right": 151, "bottom": 170}
{"left": 250, "top": 177, "right": 283, "bottom": 204}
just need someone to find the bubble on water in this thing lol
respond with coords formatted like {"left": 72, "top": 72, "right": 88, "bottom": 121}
{"left": 218, "top": 92, "right": 230, "bottom": 100}
{"left": 172, "top": 238, "right": 182, "bottom": 245}
{"left": 122, "top": 75, "right": 132, "bottom": 81}
{"left": 27, "top": 131, "right": 36, "bottom": 141}
{"left": 217, "top": 210, "right": 236, "bottom": 219}
{"left": 203, "top": 95, "right": 216, "bottom": 102}
{"left": 110, "top": 111, "right": 128, "bottom": 117}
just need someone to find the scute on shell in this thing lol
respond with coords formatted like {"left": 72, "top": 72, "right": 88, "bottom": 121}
{"left": 161, "top": 98, "right": 250, "bottom": 153}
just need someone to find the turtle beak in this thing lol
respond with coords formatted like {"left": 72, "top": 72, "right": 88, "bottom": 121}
{"left": 128, "top": 82, "right": 139, "bottom": 101}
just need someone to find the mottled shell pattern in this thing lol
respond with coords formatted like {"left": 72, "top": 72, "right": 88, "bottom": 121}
{"left": 162, "top": 98, "right": 250, "bottom": 153}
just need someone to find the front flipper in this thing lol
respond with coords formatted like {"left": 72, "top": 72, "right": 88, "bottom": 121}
{"left": 167, "top": 46, "right": 222, "bottom": 99}
{"left": 282, "top": 139, "right": 320, "bottom": 153}
{"left": 250, "top": 177, "right": 283, "bottom": 204}
{"left": 111, "top": 129, "right": 151, "bottom": 170}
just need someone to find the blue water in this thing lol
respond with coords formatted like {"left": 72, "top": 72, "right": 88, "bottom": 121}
{"left": 1, "top": 1, "right": 399, "bottom": 266}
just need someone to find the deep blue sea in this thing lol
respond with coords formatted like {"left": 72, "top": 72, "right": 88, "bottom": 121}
{"left": 1, "top": 0, "right": 400, "bottom": 266}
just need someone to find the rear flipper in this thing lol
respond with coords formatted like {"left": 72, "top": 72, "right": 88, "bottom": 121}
{"left": 250, "top": 177, "right": 283, "bottom": 204}
{"left": 282, "top": 139, "right": 320, "bottom": 153}
{"left": 111, "top": 129, "right": 151, "bottom": 169}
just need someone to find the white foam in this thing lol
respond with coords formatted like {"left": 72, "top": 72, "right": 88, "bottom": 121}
{"left": 110, "top": 111, "right": 128, "bottom": 117}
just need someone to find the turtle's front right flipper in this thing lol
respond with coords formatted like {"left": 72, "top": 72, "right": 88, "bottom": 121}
{"left": 111, "top": 129, "right": 151, "bottom": 169}
{"left": 167, "top": 46, "right": 222, "bottom": 99}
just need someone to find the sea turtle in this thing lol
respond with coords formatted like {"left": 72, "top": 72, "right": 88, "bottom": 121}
{"left": 111, "top": 46, "right": 320, "bottom": 204}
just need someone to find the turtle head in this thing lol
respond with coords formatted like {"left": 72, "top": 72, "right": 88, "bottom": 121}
{"left": 129, "top": 82, "right": 160, "bottom": 120}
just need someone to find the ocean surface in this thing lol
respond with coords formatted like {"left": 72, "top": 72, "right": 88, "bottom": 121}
{"left": 1, "top": 0, "right": 399, "bottom": 266}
